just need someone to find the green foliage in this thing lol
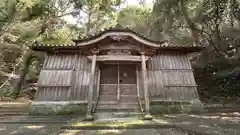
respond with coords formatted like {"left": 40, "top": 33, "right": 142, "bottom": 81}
{"left": 117, "top": 5, "right": 150, "bottom": 29}
{"left": 18, "top": 0, "right": 52, "bottom": 21}
{"left": 0, "top": 85, "right": 13, "bottom": 97}
{"left": 38, "top": 24, "right": 81, "bottom": 44}
{"left": 0, "top": 0, "right": 239, "bottom": 102}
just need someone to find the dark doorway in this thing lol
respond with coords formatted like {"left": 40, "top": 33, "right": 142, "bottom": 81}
{"left": 96, "top": 63, "right": 140, "bottom": 112}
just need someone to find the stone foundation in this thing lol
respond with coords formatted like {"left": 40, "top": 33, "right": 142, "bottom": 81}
{"left": 29, "top": 101, "right": 87, "bottom": 115}
{"left": 150, "top": 100, "right": 204, "bottom": 115}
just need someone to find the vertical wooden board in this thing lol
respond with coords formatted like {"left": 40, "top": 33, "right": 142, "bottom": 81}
{"left": 153, "top": 71, "right": 159, "bottom": 96}
{"left": 169, "top": 87, "right": 174, "bottom": 100}
{"left": 83, "top": 70, "right": 90, "bottom": 99}
{"left": 38, "top": 70, "right": 72, "bottom": 86}
{"left": 185, "top": 54, "right": 192, "bottom": 69}
{"left": 168, "top": 54, "right": 174, "bottom": 69}
{"left": 147, "top": 56, "right": 155, "bottom": 96}
{"left": 43, "top": 54, "right": 75, "bottom": 69}
{"left": 147, "top": 70, "right": 152, "bottom": 95}
{"left": 78, "top": 70, "right": 85, "bottom": 99}
{"left": 120, "top": 85, "right": 137, "bottom": 95}
{"left": 177, "top": 53, "right": 182, "bottom": 69}
{"left": 58, "top": 55, "right": 63, "bottom": 69}
{"left": 35, "top": 87, "right": 71, "bottom": 101}
{"left": 77, "top": 70, "right": 83, "bottom": 100}
{"left": 171, "top": 54, "right": 176, "bottom": 69}
{"left": 171, "top": 87, "right": 175, "bottom": 101}
{"left": 44, "top": 54, "right": 51, "bottom": 69}
{"left": 93, "top": 68, "right": 100, "bottom": 100}
{"left": 181, "top": 71, "right": 187, "bottom": 85}
{"left": 42, "top": 54, "right": 48, "bottom": 68}
{"left": 154, "top": 55, "right": 159, "bottom": 70}
{"left": 74, "top": 55, "right": 89, "bottom": 70}
{"left": 147, "top": 57, "right": 152, "bottom": 70}
{"left": 183, "top": 87, "right": 187, "bottom": 100}
{"left": 52, "top": 55, "right": 58, "bottom": 69}
{"left": 138, "top": 70, "right": 144, "bottom": 98}
{"left": 161, "top": 55, "right": 166, "bottom": 69}
{"left": 184, "top": 54, "right": 191, "bottom": 69}
{"left": 46, "top": 55, "right": 53, "bottom": 69}
{"left": 70, "top": 70, "right": 90, "bottom": 101}
{"left": 193, "top": 87, "right": 199, "bottom": 99}
{"left": 155, "top": 70, "right": 162, "bottom": 96}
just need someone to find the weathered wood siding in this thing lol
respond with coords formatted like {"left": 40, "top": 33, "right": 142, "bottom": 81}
{"left": 147, "top": 52, "right": 199, "bottom": 101}
{"left": 35, "top": 53, "right": 94, "bottom": 101}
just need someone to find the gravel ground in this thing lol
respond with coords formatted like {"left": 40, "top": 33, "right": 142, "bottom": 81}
{"left": 59, "top": 128, "right": 191, "bottom": 135}
{"left": 160, "top": 112, "right": 240, "bottom": 135}
{"left": 0, "top": 112, "right": 239, "bottom": 135}
{"left": 0, "top": 123, "right": 62, "bottom": 135}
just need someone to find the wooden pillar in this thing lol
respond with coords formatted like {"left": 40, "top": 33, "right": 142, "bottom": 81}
{"left": 140, "top": 52, "right": 152, "bottom": 119}
{"left": 86, "top": 51, "right": 97, "bottom": 120}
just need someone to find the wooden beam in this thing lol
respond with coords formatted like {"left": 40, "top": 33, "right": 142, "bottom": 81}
{"left": 87, "top": 55, "right": 149, "bottom": 62}
{"left": 140, "top": 52, "right": 150, "bottom": 116}
{"left": 165, "top": 84, "right": 198, "bottom": 87}
{"left": 136, "top": 68, "right": 143, "bottom": 112}
{"left": 92, "top": 69, "right": 101, "bottom": 113}
{"left": 117, "top": 62, "right": 120, "bottom": 101}
{"left": 86, "top": 53, "right": 97, "bottom": 120}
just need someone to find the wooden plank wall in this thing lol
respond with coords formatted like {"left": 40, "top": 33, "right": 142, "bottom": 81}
{"left": 147, "top": 52, "right": 199, "bottom": 101}
{"left": 35, "top": 53, "right": 94, "bottom": 101}
{"left": 137, "top": 70, "right": 144, "bottom": 100}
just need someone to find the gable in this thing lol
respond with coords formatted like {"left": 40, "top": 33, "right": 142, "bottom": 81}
{"left": 29, "top": 27, "right": 204, "bottom": 53}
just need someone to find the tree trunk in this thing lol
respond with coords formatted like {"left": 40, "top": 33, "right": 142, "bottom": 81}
{"left": 11, "top": 51, "right": 33, "bottom": 98}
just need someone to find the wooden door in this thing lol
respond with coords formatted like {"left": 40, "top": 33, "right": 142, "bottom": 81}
{"left": 97, "top": 63, "right": 139, "bottom": 112}
{"left": 119, "top": 65, "right": 138, "bottom": 104}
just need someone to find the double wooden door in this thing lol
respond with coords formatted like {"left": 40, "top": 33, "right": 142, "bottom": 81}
{"left": 97, "top": 63, "right": 139, "bottom": 111}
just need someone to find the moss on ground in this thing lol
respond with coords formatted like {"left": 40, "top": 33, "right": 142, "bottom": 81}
{"left": 29, "top": 103, "right": 87, "bottom": 115}
{"left": 150, "top": 100, "right": 204, "bottom": 115}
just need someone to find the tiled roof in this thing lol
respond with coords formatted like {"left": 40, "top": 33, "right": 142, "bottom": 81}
{"left": 29, "top": 24, "right": 204, "bottom": 52}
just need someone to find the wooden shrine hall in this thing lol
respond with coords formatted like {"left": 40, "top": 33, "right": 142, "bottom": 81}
{"left": 29, "top": 26, "right": 204, "bottom": 120}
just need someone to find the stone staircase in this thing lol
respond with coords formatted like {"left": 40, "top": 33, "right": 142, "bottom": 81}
{"left": 0, "top": 102, "right": 30, "bottom": 115}
{"left": 95, "top": 98, "right": 141, "bottom": 112}
{"left": 95, "top": 95, "right": 142, "bottom": 113}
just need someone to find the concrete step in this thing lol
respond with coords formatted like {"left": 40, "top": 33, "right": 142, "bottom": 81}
{"left": 0, "top": 102, "right": 30, "bottom": 107}
{"left": 93, "top": 112, "right": 144, "bottom": 121}
{"left": 0, "top": 102, "right": 30, "bottom": 115}
{"left": 0, "top": 112, "right": 28, "bottom": 116}
{"left": 99, "top": 95, "right": 138, "bottom": 102}
{"left": 96, "top": 103, "right": 140, "bottom": 111}
{"left": 0, "top": 108, "right": 29, "bottom": 112}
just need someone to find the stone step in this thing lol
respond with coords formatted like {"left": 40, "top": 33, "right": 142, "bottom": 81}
{"left": 0, "top": 103, "right": 30, "bottom": 115}
{"left": 96, "top": 108, "right": 140, "bottom": 113}
{"left": 96, "top": 103, "right": 140, "bottom": 110}
{"left": 0, "top": 102, "right": 30, "bottom": 107}
{"left": 0, "top": 112, "right": 28, "bottom": 116}
{"left": 99, "top": 95, "right": 139, "bottom": 102}
{"left": 97, "top": 101, "right": 139, "bottom": 105}
{"left": 0, "top": 108, "right": 29, "bottom": 112}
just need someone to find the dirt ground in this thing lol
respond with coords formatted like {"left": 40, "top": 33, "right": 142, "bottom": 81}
{"left": 0, "top": 112, "right": 239, "bottom": 135}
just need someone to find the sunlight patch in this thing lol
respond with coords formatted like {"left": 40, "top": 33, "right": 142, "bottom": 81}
{"left": 98, "top": 130, "right": 122, "bottom": 134}
{"left": 202, "top": 115, "right": 219, "bottom": 119}
{"left": 0, "top": 127, "right": 6, "bottom": 131}
{"left": 154, "top": 119, "right": 169, "bottom": 124}
{"left": 164, "top": 115, "right": 177, "bottom": 118}
{"left": 199, "top": 125, "right": 209, "bottom": 128}
{"left": 72, "top": 122, "right": 92, "bottom": 126}
{"left": 24, "top": 125, "right": 44, "bottom": 129}
{"left": 59, "top": 130, "right": 80, "bottom": 135}
{"left": 122, "top": 120, "right": 144, "bottom": 125}
{"left": 189, "top": 115, "right": 220, "bottom": 119}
